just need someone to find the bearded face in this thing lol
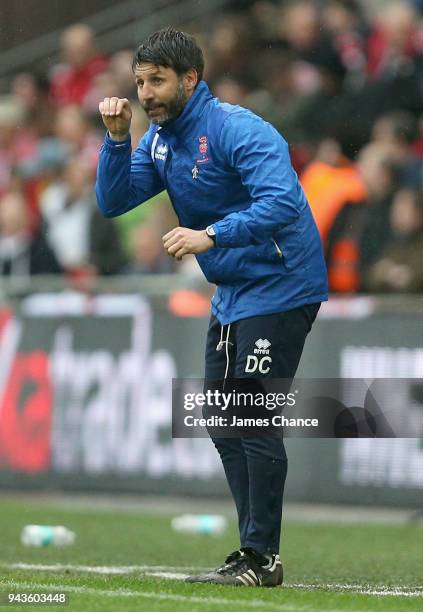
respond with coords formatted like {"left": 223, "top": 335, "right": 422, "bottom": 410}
{"left": 135, "top": 63, "right": 191, "bottom": 126}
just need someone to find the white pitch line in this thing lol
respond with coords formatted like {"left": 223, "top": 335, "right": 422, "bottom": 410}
{"left": 287, "top": 583, "right": 423, "bottom": 598}
{"left": 0, "top": 579, "right": 321, "bottom": 612}
{"left": 146, "top": 573, "right": 423, "bottom": 598}
{"left": 3, "top": 563, "right": 422, "bottom": 598}
{"left": 146, "top": 571, "right": 189, "bottom": 580}
{"left": 4, "top": 562, "right": 210, "bottom": 574}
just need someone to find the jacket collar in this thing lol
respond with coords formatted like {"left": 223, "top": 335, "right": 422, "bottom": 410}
{"left": 160, "top": 80, "right": 212, "bottom": 139}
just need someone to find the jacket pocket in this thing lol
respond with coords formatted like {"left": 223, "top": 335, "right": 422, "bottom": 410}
{"left": 273, "top": 229, "right": 304, "bottom": 271}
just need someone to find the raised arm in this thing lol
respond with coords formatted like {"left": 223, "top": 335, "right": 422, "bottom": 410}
{"left": 95, "top": 97, "right": 164, "bottom": 218}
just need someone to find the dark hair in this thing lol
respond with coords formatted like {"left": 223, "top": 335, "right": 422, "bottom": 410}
{"left": 132, "top": 27, "right": 204, "bottom": 83}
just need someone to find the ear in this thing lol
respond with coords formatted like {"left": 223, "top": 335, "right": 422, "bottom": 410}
{"left": 184, "top": 68, "right": 199, "bottom": 93}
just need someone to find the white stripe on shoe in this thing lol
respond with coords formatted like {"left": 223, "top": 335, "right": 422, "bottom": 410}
{"left": 236, "top": 574, "right": 253, "bottom": 586}
{"left": 236, "top": 570, "right": 259, "bottom": 586}
{"left": 248, "top": 569, "right": 260, "bottom": 585}
{"left": 244, "top": 572, "right": 256, "bottom": 586}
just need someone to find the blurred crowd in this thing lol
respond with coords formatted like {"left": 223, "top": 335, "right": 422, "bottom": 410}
{"left": 2, "top": 0, "right": 423, "bottom": 294}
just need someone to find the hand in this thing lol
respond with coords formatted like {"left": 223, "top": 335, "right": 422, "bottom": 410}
{"left": 162, "top": 227, "right": 214, "bottom": 260}
{"left": 99, "top": 97, "right": 132, "bottom": 141}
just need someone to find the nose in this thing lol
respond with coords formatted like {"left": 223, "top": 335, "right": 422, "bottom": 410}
{"left": 139, "top": 82, "right": 154, "bottom": 102}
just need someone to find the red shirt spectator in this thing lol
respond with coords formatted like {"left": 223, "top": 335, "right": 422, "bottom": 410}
{"left": 50, "top": 24, "right": 109, "bottom": 107}
{"left": 367, "top": 2, "right": 421, "bottom": 78}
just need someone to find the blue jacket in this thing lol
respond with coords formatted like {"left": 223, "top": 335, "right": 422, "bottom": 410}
{"left": 96, "top": 81, "right": 328, "bottom": 324}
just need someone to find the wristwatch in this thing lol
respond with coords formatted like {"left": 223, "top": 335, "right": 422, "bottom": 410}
{"left": 206, "top": 225, "right": 217, "bottom": 246}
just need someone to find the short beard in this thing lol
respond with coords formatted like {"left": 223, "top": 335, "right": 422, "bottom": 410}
{"left": 150, "top": 80, "right": 189, "bottom": 126}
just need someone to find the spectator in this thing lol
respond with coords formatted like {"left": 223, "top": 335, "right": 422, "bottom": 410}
{"left": 269, "top": 2, "right": 361, "bottom": 153}
{"left": 11, "top": 72, "right": 55, "bottom": 138}
{"left": 50, "top": 24, "right": 109, "bottom": 107}
{"left": 321, "top": 0, "right": 367, "bottom": 87}
{"left": 0, "top": 191, "right": 61, "bottom": 277}
{"left": 109, "top": 50, "right": 138, "bottom": 101}
{"left": 357, "top": 142, "right": 402, "bottom": 276}
{"left": 40, "top": 157, "right": 126, "bottom": 276}
{"left": 0, "top": 96, "right": 37, "bottom": 196}
{"left": 371, "top": 110, "right": 417, "bottom": 163}
{"left": 353, "top": 2, "right": 423, "bottom": 135}
{"left": 207, "top": 14, "right": 256, "bottom": 84}
{"left": 82, "top": 70, "right": 121, "bottom": 116}
{"left": 301, "top": 138, "right": 367, "bottom": 246}
{"left": 15, "top": 138, "right": 70, "bottom": 231}
{"left": 54, "top": 104, "right": 102, "bottom": 173}
{"left": 82, "top": 50, "right": 137, "bottom": 116}
{"left": 280, "top": 1, "right": 321, "bottom": 57}
{"left": 366, "top": 2, "right": 421, "bottom": 79}
{"left": 301, "top": 138, "right": 367, "bottom": 292}
{"left": 363, "top": 189, "right": 423, "bottom": 292}
{"left": 371, "top": 110, "right": 423, "bottom": 190}
{"left": 247, "top": 49, "right": 296, "bottom": 139}
{"left": 279, "top": 1, "right": 346, "bottom": 83}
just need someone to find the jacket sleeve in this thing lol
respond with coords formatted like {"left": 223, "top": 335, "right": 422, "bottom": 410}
{"left": 95, "top": 129, "right": 164, "bottom": 218}
{"left": 213, "top": 112, "right": 302, "bottom": 248}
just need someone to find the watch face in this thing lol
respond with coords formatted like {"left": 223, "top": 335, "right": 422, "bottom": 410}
{"left": 207, "top": 225, "right": 216, "bottom": 237}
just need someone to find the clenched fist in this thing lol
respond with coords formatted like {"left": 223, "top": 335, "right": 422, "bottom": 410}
{"left": 163, "top": 227, "right": 214, "bottom": 260}
{"left": 99, "top": 97, "right": 132, "bottom": 141}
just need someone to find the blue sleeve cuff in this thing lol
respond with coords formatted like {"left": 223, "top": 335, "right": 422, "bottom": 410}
{"left": 103, "top": 132, "right": 132, "bottom": 153}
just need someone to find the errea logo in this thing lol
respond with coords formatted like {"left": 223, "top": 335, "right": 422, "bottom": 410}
{"left": 254, "top": 339, "right": 271, "bottom": 355}
{"left": 245, "top": 338, "right": 272, "bottom": 374}
{"left": 155, "top": 143, "right": 168, "bottom": 161}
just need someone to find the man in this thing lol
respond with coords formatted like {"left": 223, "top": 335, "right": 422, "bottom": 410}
{"left": 96, "top": 27, "right": 328, "bottom": 587}
{"left": 50, "top": 24, "right": 109, "bottom": 107}
{"left": 0, "top": 191, "right": 62, "bottom": 277}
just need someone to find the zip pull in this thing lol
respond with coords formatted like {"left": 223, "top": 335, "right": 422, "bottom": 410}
{"left": 272, "top": 239, "right": 283, "bottom": 258}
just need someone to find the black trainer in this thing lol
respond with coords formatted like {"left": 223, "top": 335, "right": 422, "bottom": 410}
{"left": 185, "top": 549, "right": 243, "bottom": 584}
{"left": 185, "top": 547, "right": 283, "bottom": 587}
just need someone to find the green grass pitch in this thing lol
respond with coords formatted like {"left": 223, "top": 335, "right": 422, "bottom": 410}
{"left": 0, "top": 496, "right": 422, "bottom": 611}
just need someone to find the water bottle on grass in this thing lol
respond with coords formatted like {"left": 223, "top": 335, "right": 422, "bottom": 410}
{"left": 171, "top": 514, "right": 227, "bottom": 535}
{"left": 21, "top": 525, "right": 75, "bottom": 547}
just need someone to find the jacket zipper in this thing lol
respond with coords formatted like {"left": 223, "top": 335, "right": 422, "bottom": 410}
{"left": 159, "top": 146, "right": 179, "bottom": 219}
{"left": 272, "top": 238, "right": 283, "bottom": 258}
{"left": 162, "top": 147, "right": 172, "bottom": 191}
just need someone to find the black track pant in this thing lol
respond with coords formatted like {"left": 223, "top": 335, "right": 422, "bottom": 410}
{"left": 204, "top": 303, "right": 320, "bottom": 555}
